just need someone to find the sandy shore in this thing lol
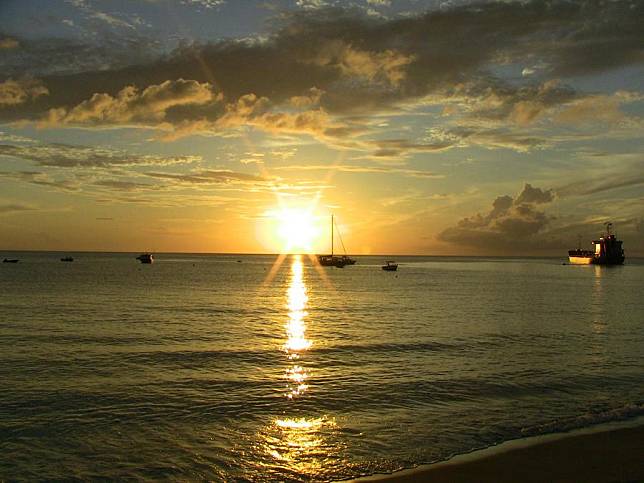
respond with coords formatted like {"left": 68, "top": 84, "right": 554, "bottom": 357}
{"left": 353, "top": 422, "right": 644, "bottom": 483}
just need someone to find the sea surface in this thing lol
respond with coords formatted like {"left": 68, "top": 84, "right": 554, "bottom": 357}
{"left": 1, "top": 253, "right": 643, "bottom": 481}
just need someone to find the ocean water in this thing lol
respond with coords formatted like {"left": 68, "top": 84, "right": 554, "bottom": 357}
{"left": 1, "top": 252, "right": 643, "bottom": 481}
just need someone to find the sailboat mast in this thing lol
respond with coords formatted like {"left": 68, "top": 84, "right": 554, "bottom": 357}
{"left": 331, "top": 214, "right": 334, "bottom": 256}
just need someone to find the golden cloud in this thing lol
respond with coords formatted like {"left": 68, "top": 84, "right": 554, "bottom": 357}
{"left": 0, "top": 78, "right": 48, "bottom": 106}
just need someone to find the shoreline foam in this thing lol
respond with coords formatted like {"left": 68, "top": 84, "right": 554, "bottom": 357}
{"left": 350, "top": 416, "right": 644, "bottom": 482}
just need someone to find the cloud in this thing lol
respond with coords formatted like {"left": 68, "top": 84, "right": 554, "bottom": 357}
{"left": 0, "top": 38, "right": 19, "bottom": 50}
{"left": 0, "top": 142, "right": 202, "bottom": 168}
{"left": 555, "top": 92, "right": 642, "bottom": 125}
{"left": 43, "top": 79, "right": 217, "bottom": 126}
{"left": 515, "top": 183, "right": 554, "bottom": 204}
{"left": 158, "top": 93, "right": 362, "bottom": 142}
{"left": 289, "top": 87, "right": 323, "bottom": 108}
{"left": 425, "top": 127, "right": 547, "bottom": 153}
{"left": 0, "top": 78, "right": 48, "bottom": 106}
{"left": 0, "top": 35, "right": 162, "bottom": 78}
{"left": 182, "top": 0, "right": 226, "bottom": 7}
{"left": 309, "top": 40, "right": 414, "bottom": 87}
{"left": 3, "top": 1, "right": 640, "bottom": 119}
{"left": 439, "top": 183, "right": 557, "bottom": 251}
{"left": 0, "top": 0, "right": 642, "bottom": 157}
{"left": 93, "top": 179, "right": 154, "bottom": 191}
{"left": 0, "top": 170, "right": 80, "bottom": 192}
{"left": 557, "top": 172, "right": 644, "bottom": 198}
{"left": 272, "top": 163, "right": 444, "bottom": 178}
{"left": 430, "top": 79, "right": 579, "bottom": 126}
{"left": 367, "top": 138, "right": 456, "bottom": 160}
{"left": 66, "top": 0, "right": 137, "bottom": 30}
{"left": 296, "top": 0, "right": 329, "bottom": 10}
{"left": 144, "top": 169, "right": 268, "bottom": 185}
{"left": 0, "top": 202, "right": 36, "bottom": 215}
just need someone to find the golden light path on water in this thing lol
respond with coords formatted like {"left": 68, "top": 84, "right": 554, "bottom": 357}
{"left": 262, "top": 255, "right": 337, "bottom": 474}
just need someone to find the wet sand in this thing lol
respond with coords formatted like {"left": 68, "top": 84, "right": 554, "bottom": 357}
{"left": 355, "top": 423, "right": 644, "bottom": 483}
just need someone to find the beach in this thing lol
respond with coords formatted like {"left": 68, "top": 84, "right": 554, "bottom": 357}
{"left": 358, "top": 422, "right": 644, "bottom": 482}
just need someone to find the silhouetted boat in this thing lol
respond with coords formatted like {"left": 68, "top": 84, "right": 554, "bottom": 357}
{"left": 136, "top": 253, "right": 154, "bottom": 264}
{"left": 60, "top": 256, "right": 74, "bottom": 262}
{"left": 382, "top": 261, "right": 398, "bottom": 271}
{"left": 340, "top": 255, "right": 356, "bottom": 265}
{"left": 316, "top": 215, "right": 355, "bottom": 268}
{"left": 3, "top": 258, "right": 18, "bottom": 263}
{"left": 568, "top": 223, "right": 625, "bottom": 265}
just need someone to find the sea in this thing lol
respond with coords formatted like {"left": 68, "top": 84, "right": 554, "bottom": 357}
{"left": 1, "top": 252, "right": 643, "bottom": 481}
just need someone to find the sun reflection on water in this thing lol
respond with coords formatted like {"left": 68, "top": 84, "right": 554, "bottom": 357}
{"left": 259, "top": 255, "right": 341, "bottom": 476}
{"left": 285, "top": 256, "right": 312, "bottom": 357}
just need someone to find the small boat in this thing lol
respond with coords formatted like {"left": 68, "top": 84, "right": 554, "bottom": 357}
{"left": 316, "top": 215, "right": 355, "bottom": 268}
{"left": 3, "top": 258, "right": 19, "bottom": 263}
{"left": 60, "top": 256, "right": 74, "bottom": 262}
{"left": 382, "top": 261, "right": 398, "bottom": 271}
{"left": 136, "top": 253, "right": 154, "bottom": 264}
{"left": 568, "top": 223, "right": 625, "bottom": 265}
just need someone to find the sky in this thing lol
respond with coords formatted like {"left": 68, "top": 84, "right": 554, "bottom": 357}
{"left": 0, "top": 0, "right": 643, "bottom": 255}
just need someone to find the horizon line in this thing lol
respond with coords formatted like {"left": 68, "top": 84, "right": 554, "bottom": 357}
{"left": 2, "top": 249, "right": 643, "bottom": 259}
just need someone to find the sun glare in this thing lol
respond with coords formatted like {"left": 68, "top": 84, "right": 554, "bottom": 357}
{"left": 272, "top": 207, "right": 320, "bottom": 253}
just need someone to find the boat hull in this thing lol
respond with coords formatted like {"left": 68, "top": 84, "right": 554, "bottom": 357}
{"left": 317, "top": 255, "right": 346, "bottom": 268}
{"left": 136, "top": 254, "right": 154, "bottom": 264}
{"left": 568, "top": 256, "right": 593, "bottom": 265}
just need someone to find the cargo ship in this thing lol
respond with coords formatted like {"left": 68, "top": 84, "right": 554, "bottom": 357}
{"left": 568, "top": 223, "right": 625, "bottom": 265}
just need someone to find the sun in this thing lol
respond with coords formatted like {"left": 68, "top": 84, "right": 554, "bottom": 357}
{"left": 272, "top": 207, "right": 320, "bottom": 253}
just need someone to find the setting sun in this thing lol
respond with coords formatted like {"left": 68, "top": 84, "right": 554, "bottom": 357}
{"left": 269, "top": 207, "right": 321, "bottom": 253}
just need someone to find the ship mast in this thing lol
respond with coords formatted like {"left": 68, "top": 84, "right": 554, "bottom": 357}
{"left": 331, "top": 214, "right": 334, "bottom": 256}
{"left": 605, "top": 222, "right": 612, "bottom": 236}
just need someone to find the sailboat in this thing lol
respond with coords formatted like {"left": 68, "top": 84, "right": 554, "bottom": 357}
{"left": 316, "top": 215, "right": 356, "bottom": 268}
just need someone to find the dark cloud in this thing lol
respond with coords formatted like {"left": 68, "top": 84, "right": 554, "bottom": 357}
{"left": 515, "top": 183, "right": 554, "bottom": 204}
{"left": 0, "top": 31, "right": 163, "bottom": 78}
{"left": 1, "top": 0, "right": 641, "bottom": 133}
{"left": 439, "top": 183, "right": 557, "bottom": 251}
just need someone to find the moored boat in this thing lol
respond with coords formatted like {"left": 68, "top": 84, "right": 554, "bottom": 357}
{"left": 3, "top": 258, "right": 19, "bottom": 263}
{"left": 382, "top": 261, "right": 398, "bottom": 271}
{"left": 568, "top": 223, "right": 625, "bottom": 265}
{"left": 60, "top": 256, "right": 74, "bottom": 262}
{"left": 316, "top": 215, "right": 355, "bottom": 268}
{"left": 136, "top": 253, "right": 154, "bottom": 264}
